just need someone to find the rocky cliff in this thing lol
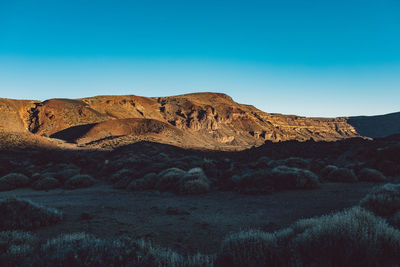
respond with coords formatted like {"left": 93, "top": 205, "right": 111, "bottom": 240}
{"left": 0, "top": 92, "right": 393, "bottom": 150}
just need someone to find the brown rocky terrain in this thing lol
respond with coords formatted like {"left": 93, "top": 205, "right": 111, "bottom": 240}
{"left": 0, "top": 92, "right": 398, "bottom": 150}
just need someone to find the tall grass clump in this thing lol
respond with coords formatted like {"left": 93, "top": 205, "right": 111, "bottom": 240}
{"left": 35, "top": 233, "right": 214, "bottom": 267}
{"left": 217, "top": 207, "right": 400, "bottom": 267}
{"left": 357, "top": 168, "right": 387, "bottom": 182}
{"left": 271, "top": 166, "right": 320, "bottom": 190}
{"left": 0, "top": 173, "right": 31, "bottom": 191}
{"left": 360, "top": 183, "right": 400, "bottom": 217}
{"left": 0, "top": 231, "right": 38, "bottom": 266}
{"left": 0, "top": 198, "right": 63, "bottom": 230}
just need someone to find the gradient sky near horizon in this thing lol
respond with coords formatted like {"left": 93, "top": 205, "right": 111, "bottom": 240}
{"left": 0, "top": 0, "right": 399, "bottom": 117}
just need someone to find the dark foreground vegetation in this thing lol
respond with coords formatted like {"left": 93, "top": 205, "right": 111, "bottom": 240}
{"left": 1, "top": 193, "right": 400, "bottom": 267}
{"left": 0, "top": 134, "right": 400, "bottom": 266}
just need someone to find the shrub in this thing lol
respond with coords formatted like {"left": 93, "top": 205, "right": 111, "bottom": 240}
{"left": 54, "top": 168, "right": 81, "bottom": 183}
{"left": 326, "top": 167, "right": 358, "bottom": 183}
{"left": 179, "top": 168, "right": 211, "bottom": 195}
{"left": 216, "top": 229, "right": 293, "bottom": 266}
{"left": 34, "top": 233, "right": 214, "bottom": 267}
{"left": 275, "top": 157, "right": 309, "bottom": 169}
{"left": 64, "top": 175, "right": 96, "bottom": 190}
{"left": 156, "top": 168, "right": 186, "bottom": 192}
{"left": 358, "top": 168, "right": 386, "bottom": 182}
{"left": 33, "top": 176, "right": 60, "bottom": 190}
{"left": 127, "top": 173, "right": 158, "bottom": 191}
{"left": 320, "top": 165, "right": 338, "bottom": 180}
{"left": 234, "top": 170, "right": 274, "bottom": 194}
{"left": 271, "top": 166, "right": 320, "bottom": 190}
{"left": 113, "top": 175, "right": 134, "bottom": 189}
{"left": 388, "top": 210, "right": 400, "bottom": 229}
{"left": 108, "top": 169, "right": 135, "bottom": 184}
{"left": 0, "top": 231, "right": 37, "bottom": 266}
{"left": 217, "top": 207, "right": 400, "bottom": 267}
{"left": 251, "top": 156, "right": 270, "bottom": 169}
{"left": 309, "top": 159, "right": 326, "bottom": 175}
{"left": 0, "top": 198, "right": 63, "bottom": 230}
{"left": 360, "top": 183, "right": 400, "bottom": 217}
{"left": 291, "top": 207, "right": 400, "bottom": 266}
{"left": 0, "top": 173, "right": 31, "bottom": 191}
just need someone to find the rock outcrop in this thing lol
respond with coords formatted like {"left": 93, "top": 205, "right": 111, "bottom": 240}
{"left": 0, "top": 92, "right": 396, "bottom": 150}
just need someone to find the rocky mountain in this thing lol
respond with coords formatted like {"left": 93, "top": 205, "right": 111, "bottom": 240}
{"left": 348, "top": 112, "right": 400, "bottom": 138}
{"left": 0, "top": 92, "right": 397, "bottom": 150}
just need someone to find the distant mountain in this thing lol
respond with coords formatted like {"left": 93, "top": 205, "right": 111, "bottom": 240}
{"left": 348, "top": 112, "right": 400, "bottom": 138}
{"left": 0, "top": 92, "right": 397, "bottom": 150}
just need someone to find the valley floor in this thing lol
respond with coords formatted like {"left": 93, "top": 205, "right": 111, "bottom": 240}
{"left": 0, "top": 182, "right": 377, "bottom": 254}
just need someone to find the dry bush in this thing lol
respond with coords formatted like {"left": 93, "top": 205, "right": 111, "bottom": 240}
{"left": 270, "top": 157, "right": 310, "bottom": 169}
{"left": 108, "top": 169, "right": 135, "bottom": 184}
{"left": 179, "top": 168, "right": 211, "bottom": 195}
{"left": 0, "top": 231, "right": 38, "bottom": 266}
{"left": 360, "top": 183, "right": 400, "bottom": 217}
{"left": 0, "top": 173, "right": 31, "bottom": 191}
{"left": 113, "top": 175, "right": 135, "bottom": 189}
{"left": 64, "top": 174, "right": 96, "bottom": 190}
{"left": 53, "top": 168, "right": 81, "bottom": 183}
{"left": 127, "top": 173, "right": 158, "bottom": 191}
{"left": 156, "top": 168, "right": 186, "bottom": 192}
{"left": 326, "top": 167, "right": 358, "bottom": 183}
{"left": 358, "top": 168, "right": 386, "bottom": 182}
{"left": 251, "top": 156, "right": 270, "bottom": 169}
{"left": 233, "top": 170, "right": 274, "bottom": 194}
{"left": 217, "top": 207, "right": 400, "bottom": 267}
{"left": 0, "top": 198, "right": 63, "bottom": 230}
{"left": 33, "top": 176, "right": 60, "bottom": 190}
{"left": 291, "top": 207, "right": 400, "bottom": 266}
{"left": 320, "top": 165, "right": 338, "bottom": 180}
{"left": 271, "top": 166, "right": 320, "bottom": 190}
{"left": 216, "top": 229, "right": 292, "bottom": 266}
{"left": 34, "top": 233, "right": 214, "bottom": 267}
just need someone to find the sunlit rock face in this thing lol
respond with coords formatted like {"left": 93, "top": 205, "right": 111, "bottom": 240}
{"left": 1, "top": 92, "right": 396, "bottom": 150}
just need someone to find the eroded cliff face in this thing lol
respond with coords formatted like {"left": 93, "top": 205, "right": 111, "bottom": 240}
{"left": 0, "top": 93, "right": 361, "bottom": 150}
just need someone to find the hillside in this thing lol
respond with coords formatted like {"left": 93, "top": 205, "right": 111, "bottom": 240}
{"left": 0, "top": 92, "right": 397, "bottom": 150}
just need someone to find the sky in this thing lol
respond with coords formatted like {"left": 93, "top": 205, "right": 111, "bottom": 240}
{"left": 0, "top": 0, "right": 399, "bottom": 117}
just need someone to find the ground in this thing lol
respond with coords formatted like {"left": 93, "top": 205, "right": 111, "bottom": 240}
{"left": 0, "top": 182, "right": 376, "bottom": 255}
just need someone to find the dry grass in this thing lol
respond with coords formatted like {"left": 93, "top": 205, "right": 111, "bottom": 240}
{"left": 360, "top": 183, "right": 400, "bottom": 217}
{"left": 217, "top": 207, "right": 400, "bottom": 267}
{"left": 0, "top": 198, "right": 63, "bottom": 230}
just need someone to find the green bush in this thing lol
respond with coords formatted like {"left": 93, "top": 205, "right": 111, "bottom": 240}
{"left": 0, "top": 173, "right": 31, "bottom": 191}
{"left": 326, "top": 168, "right": 358, "bottom": 183}
{"left": 358, "top": 168, "right": 386, "bottom": 182}
{"left": 360, "top": 183, "right": 400, "bottom": 216}
{"left": 65, "top": 174, "right": 96, "bottom": 190}
{"left": 271, "top": 166, "right": 320, "bottom": 190}
{"left": 0, "top": 198, "right": 63, "bottom": 230}
{"left": 217, "top": 207, "right": 400, "bottom": 267}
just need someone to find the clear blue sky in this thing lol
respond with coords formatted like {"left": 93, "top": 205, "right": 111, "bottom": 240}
{"left": 0, "top": 0, "right": 399, "bottom": 117}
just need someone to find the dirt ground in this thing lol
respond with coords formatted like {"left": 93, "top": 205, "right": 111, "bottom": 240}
{"left": 0, "top": 182, "right": 378, "bottom": 255}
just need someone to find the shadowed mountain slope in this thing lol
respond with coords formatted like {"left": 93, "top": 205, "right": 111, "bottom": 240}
{"left": 0, "top": 92, "right": 397, "bottom": 150}
{"left": 348, "top": 112, "right": 400, "bottom": 138}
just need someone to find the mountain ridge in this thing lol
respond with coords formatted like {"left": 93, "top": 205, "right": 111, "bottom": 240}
{"left": 0, "top": 92, "right": 398, "bottom": 150}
